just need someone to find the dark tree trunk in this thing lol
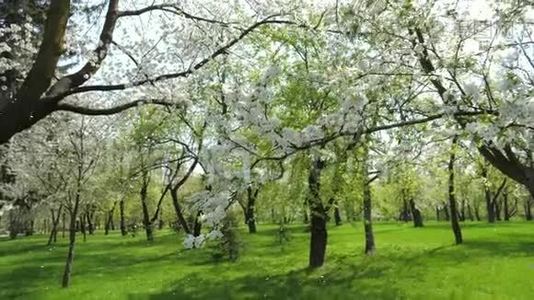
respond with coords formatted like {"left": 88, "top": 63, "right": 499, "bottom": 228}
{"left": 245, "top": 187, "right": 258, "bottom": 233}
{"left": 448, "top": 136, "right": 463, "bottom": 245}
{"left": 62, "top": 192, "right": 80, "bottom": 288}
{"left": 119, "top": 199, "right": 127, "bottom": 236}
{"left": 193, "top": 211, "right": 202, "bottom": 237}
{"left": 486, "top": 191, "right": 495, "bottom": 223}
{"left": 494, "top": 199, "right": 502, "bottom": 221}
{"left": 24, "top": 216, "right": 34, "bottom": 236}
{"left": 525, "top": 197, "right": 533, "bottom": 221}
{"left": 170, "top": 188, "right": 191, "bottom": 234}
{"left": 309, "top": 210, "right": 327, "bottom": 267}
{"left": 400, "top": 198, "right": 411, "bottom": 222}
{"left": 409, "top": 199, "right": 423, "bottom": 227}
{"left": 308, "top": 158, "right": 327, "bottom": 268}
{"left": 86, "top": 211, "right": 94, "bottom": 235}
{"left": 105, "top": 201, "right": 117, "bottom": 235}
{"left": 47, "top": 205, "right": 62, "bottom": 246}
{"left": 140, "top": 172, "right": 153, "bottom": 242}
{"left": 80, "top": 216, "right": 86, "bottom": 242}
{"left": 482, "top": 166, "right": 496, "bottom": 223}
{"left": 363, "top": 174, "right": 375, "bottom": 255}
{"left": 436, "top": 206, "right": 440, "bottom": 221}
{"left": 334, "top": 205, "right": 342, "bottom": 226}
{"left": 503, "top": 187, "right": 510, "bottom": 221}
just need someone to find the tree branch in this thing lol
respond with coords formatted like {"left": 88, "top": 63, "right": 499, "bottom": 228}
{"left": 42, "top": 16, "right": 294, "bottom": 101}
{"left": 46, "top": 0, "right": 120, "bottom": 99}
{"left": 54, "top": 99, "right": 178, "bottom": 116}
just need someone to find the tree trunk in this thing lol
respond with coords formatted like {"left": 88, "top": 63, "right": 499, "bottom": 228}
{"left": 448, "top": 136, "right": 463, "bottom": 245}
{"left": 62, "top": 212, "right": 66, "bottom": 238}
{"left": 435, "top": 206, "right": 440, "bottom": 221}
{"left": 47, "top": 205, "right": 62, "bottom": 246}
{"left": 482, "top": 167, "right": 496, "bottom": 223}
{"left": 80, "top": 216, "right": 86, "bottom": 242}
{"left": 140, "top": 171, "right": 153, "bottom": 242}
{"left": 170, "top": 188, "right": 191, "bottom": 234}
{"left": 503, "top": 187, "right": 510, "bottom": 221}
{"left": 105, "top": 202, "right": 117, "bottom": 235}
{"left": 494, "top": 199, "right": 502, "bottom": 221}
{"left": 525, "top": 197, "right": 533, "bottom": 221}
{"left": 362, "top": 160, "right": 375, "bottom": 255}
{"left": 400, "top": 198, "right": 411, "bottom": 222}
{"left": 308, "top": 158, "right": 327, "bottom": 268}
{"left": 245, "top": 187, "right": 258, "bottom": 233}
{"left": 409, "top": 198, "right": 423, "bottom": 227}
{"left": 86, "top": 211, "right": 94, "bottom": 235}
{"left": 62, "top": 193, "right": 80, "bottom": 288}
{"left": 193, "top": 211, "right": 202, "bottom": 237}
{"left": 334, "top": 205, "right": 342, "bottom": 226}
{"left": 119, "top": 198, "right": 127, "bottom": 236}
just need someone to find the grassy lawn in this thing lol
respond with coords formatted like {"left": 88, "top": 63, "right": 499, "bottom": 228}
{"left": 1, "top": 222, "right": 534, "bottom": 299}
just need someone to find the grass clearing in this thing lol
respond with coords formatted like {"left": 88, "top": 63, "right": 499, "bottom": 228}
{"left": 1, "top": 222, "right": 534, "bottom": 299}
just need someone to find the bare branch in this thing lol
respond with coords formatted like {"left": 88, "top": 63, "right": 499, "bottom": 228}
{"left": 55, "top": 99, "right": 178, "bottom": 116}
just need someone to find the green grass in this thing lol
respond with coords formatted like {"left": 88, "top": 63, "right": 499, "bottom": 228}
{"left": 1, "top": 222, "right": 534, "bottom": 299}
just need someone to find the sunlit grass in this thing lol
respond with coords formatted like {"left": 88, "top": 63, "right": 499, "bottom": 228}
{"left": 1, "top": 221, "right": 534, "bottom": 299}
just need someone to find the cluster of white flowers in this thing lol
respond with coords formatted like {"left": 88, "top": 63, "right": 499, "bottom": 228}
{"left": 0, "top": 19, "right": 38, "bottom": 77}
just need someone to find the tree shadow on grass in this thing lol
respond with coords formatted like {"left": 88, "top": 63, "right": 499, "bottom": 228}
{"left": 129, "top": 264, "right": 404, "bottom": 300}
{"left": 0, "top": 235, "right": 60, "bottom": 256}
{"left": 0, "top": 263, "right": 65, "bottom": 299}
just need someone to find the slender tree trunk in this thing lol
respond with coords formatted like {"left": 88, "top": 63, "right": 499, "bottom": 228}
{"left": 334, "top": 205, "right": 342, "bottom": 226}
{"left": 436, "top": 206, "right": 440, "bottom": 221}
{"left": 47, "top": 206, "right": 63, "bottom": 246}
{"left": 362, "top": 158, "right": 375, "bottom": 255}
{"left": 494, "top": 199, "right": 502, "bottom": 221}
{"left": 448, "top": 136, "right": 463, "bottom": 245}
{"left": 193, "top": 211, "right": 202, "bottom": 237}
{"left": 525, "top": 196, "right": 533, "bottom": 221}
{"left": 401, "top": 198, "right": 411, "bottom": 222}
{"left": 245, "top": 187, "right": 258, "bottom": 233}
{"left": 409, "top": 198, "right": 423, "bottom": 227}
{"left": 80, "top": 216, "right": 86, "bottom": 242}
{"left": 86, "top": 211, "right": 94, "bottom": 235}
{"left": 482, "top": 166, "right": 496, "bottom": 223}
{"left": 62, "top": 193, "right": 80, "bottom": 288}
{"left": 105, "top": 202, "right": 117, "bottom": 235}
{"left": 140, "top": 171, "right": 153, "bottom": 242}
{"left": 61, "top": 212, "right": 66, "bottom": 238}
{"left": 503, "top": 188, "right": 510, "bottom": 221}
{"left": 170, "top": 188, "right": 191, "bottom": 234}
{"left": 308, "top": 158, "right": 327, "bottom": 268}
{"left": 119, "top": 199, "right": 127, "bottom": 236}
